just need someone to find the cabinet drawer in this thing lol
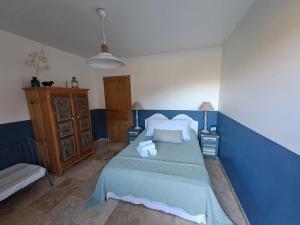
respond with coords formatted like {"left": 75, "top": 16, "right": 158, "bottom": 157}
{"left": 203, "top": 151, "right": 216, "bottom": 156}
{"left": 203, "top": 146, "right": 216, "bottom": 152}
{"left": 202, "top": 137, "right": 217, "bottom": 141}
{"left": 203, "top": 143, "right": 217, "bottom": 147}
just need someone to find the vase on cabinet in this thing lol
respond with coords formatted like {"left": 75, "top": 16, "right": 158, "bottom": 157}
{"left": 31, "top": 77, "right": 41, "bottom": 87}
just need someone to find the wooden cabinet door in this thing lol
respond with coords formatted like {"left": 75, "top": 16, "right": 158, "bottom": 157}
{"left": 52, "top": 95, "right": 78, "bottom": 165}
{"left": 103, "top": 75, "right": 132, "bottom": 142}
{"left": 73, "top": 95, "right": 93, "bottom": 156}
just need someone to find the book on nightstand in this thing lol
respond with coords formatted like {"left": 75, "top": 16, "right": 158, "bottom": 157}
{"left": 128, "top": 127, "right": 143, "bottom": 143}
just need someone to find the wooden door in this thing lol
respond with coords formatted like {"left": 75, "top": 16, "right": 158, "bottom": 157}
{"left": 103, "top": 75, "right": 132, "bottom": 142}
{"left": 73, "top": 94, "right": 93, "bottom": 156}
{"left": 52, "top": 95, "right": 78, "bottom": 166}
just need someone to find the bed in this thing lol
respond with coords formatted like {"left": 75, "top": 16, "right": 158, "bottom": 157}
{"left": 86, "top": 114, "right": 233, "bottom": 225}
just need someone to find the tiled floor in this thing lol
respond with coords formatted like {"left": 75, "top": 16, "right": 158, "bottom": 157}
{"left": 0, "top": 140, "right": 247, "bottom": 225}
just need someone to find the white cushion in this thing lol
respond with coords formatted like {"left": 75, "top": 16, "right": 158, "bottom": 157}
{"left": 0, "top": 163, "right": 46, "bottom": 202}
{"left": 153, "top": 129, "right": 183, "bottom": 143}
{"left": 145, "top": 118, "right": 191, "bottom": 140}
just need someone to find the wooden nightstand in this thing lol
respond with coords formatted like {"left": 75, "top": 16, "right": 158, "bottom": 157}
{"left": 128, "top": 127, "right": 143, "bottom": 143}
{"left": 200, "top": 132, "right": 220, "bottom": 158}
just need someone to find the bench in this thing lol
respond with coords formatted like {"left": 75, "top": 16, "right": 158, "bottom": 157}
{"left": 0, "top": 163, "right": 45, "bottom": 201}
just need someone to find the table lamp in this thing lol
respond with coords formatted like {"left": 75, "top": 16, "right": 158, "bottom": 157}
{"left": 132, "top": 102, "right": 143, "bottom": 129}
{"left": 199, "top": 102, "right": 214, "bottom": 133}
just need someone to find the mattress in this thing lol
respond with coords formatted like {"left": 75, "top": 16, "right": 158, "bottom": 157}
{"left": 86, "top": 131, "right": 233, "bottom": 225}
{"left": 0, "top": 163, "right": 46, "bottom": 201}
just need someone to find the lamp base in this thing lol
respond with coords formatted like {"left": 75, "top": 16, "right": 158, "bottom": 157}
{"left": 201, "top": 129, "right": 209, "bottom": 133}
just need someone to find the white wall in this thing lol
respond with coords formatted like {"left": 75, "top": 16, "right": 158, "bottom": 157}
{"left": 219, "top": 0, "right": 300, "bottom": 154}
{"left": 0, "top": 29, "right": 222, "bottom": 124}
{"left": 99, "top": 47, "right": 222, "bottom": 110}
{"left": 0, "top": 29, "right": 101, "bottom": 124}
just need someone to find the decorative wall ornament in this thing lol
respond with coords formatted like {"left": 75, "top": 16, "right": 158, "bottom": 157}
{"left": 25, "top": 50, "right": 49, "bottom": 77}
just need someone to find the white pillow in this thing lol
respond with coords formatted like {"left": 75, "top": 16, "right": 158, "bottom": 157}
{"left": 146, "top": 118, "right": 191, "bottom": 140}
{"left": 153, "top": 129, "right": 183, "bottom": 143}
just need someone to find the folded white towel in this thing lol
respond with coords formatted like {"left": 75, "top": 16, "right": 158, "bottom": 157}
{"left": 138, "top": 140, "right": 153, "bottom": 147}
{"left": 136, "top": 143, "right": 157, "bottom": 157}
{"left": 139, "top": 143, "right": 155, "bottom": 151}
{"left": 137, "top": 146, "right": 149, "bottom": 157}
{"left": 148, "top": 148, "right": 157, "bottom": 156}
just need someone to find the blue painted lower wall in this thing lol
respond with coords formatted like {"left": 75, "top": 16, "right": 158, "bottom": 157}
{"left": 0, "top": 109, "right": 108, "bottom": 170}
{"left": 0, "top": 120, "right": 38, "bottom": 170}
{"left": 0, "top": 109, "right": 215, "bottom": 169}
{"left": 90, "top": 109, "right": 108, "bottom": 140}
{"left": 217, "top": 112, "right": 300, "bottom": 225}
{"left": 90, "top": 109, "right": 217, "bottom": 140}
{"left": 0, "top": 120, "right": 34, "bottom": 149}
{"left": 3, "top": 109, "right": 299, "bottom": 225}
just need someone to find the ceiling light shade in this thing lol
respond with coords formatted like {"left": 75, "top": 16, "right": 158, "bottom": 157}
{"left": 87, "top": 51, "right": 125, "bottom": 69}
{"left": 87, "top": 8, "right": 124, "bottom": 69}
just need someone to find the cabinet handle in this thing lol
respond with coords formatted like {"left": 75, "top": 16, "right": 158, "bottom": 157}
{"left": 77, "top": 116, "right": 80, "bottom": 119}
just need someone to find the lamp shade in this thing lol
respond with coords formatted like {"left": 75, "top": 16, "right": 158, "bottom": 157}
{"left": 132, "top": 102, "right": 143, "bottom": 110}
{"left": 87, "top": 52, "right": 125, "bottom": 69}
{"left": 199, "top": 102, "right": 214, "bottom": 111}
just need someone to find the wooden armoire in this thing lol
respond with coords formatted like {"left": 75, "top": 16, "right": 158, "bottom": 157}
{"left": 24, "top": 87, "right": 94, "bottom": 176}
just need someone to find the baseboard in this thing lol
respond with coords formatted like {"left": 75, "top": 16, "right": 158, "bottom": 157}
{"left": 218, "top": 159, "right": 251, "bottom": 225}
{"left": 94, "top": 138, "right": 109, "bottom": 143}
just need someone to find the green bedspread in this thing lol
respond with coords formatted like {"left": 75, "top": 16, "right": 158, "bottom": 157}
{"left": 86, "top": 131, "right": 233, "bottom": 225}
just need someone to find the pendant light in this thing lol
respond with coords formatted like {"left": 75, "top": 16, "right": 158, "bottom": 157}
{"left": 87, "top": 8, "right": 125, "bottom": 69}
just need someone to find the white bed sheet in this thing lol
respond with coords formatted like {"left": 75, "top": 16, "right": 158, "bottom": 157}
{"left": 0, "top": 163, "right": 46, "bottom": 201}
{"left": 107, "top": 192, "right": 207, "bottom": 224}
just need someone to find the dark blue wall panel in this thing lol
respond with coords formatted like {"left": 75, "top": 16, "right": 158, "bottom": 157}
{"left": 3, "top": 110, "right": 299, "bottom": 225}
{"left": 0, "top": 120, "right": 34, "bottom": 148}
{"left": 90, "top": 109, "right": 108, "bottom": 140}
{"left": 0, "top": 109, "right": 109, "bottom": 170}
{"left": 133, "top": 110, "right": 217, "bottom": 132}
{"left": 217, "top": 112, "right": 300, "bottom": 225}
{"left": 0, "top": 120, "right": 38, "bottom": 170}
{"left": 91, "top": 109, "right": 218, "bottom": 141}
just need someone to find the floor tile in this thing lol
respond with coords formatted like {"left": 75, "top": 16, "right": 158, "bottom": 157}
{"left": 0, "top": 140, "right": 248, "bottom": 225}
{"left": 30, "top": 178, "right": 83, "bottom": 213}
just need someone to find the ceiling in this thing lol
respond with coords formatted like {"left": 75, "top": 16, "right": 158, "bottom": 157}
{"left": 0, "top": 0, "right": 254, "bottom": 58}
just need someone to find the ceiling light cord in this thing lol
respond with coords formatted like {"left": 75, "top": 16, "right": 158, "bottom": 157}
{"left": 102, "top": 16, "right": 106, "bottom": 44}
{"left": 86, "top": 7, "right": 125, "bottom": 69}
